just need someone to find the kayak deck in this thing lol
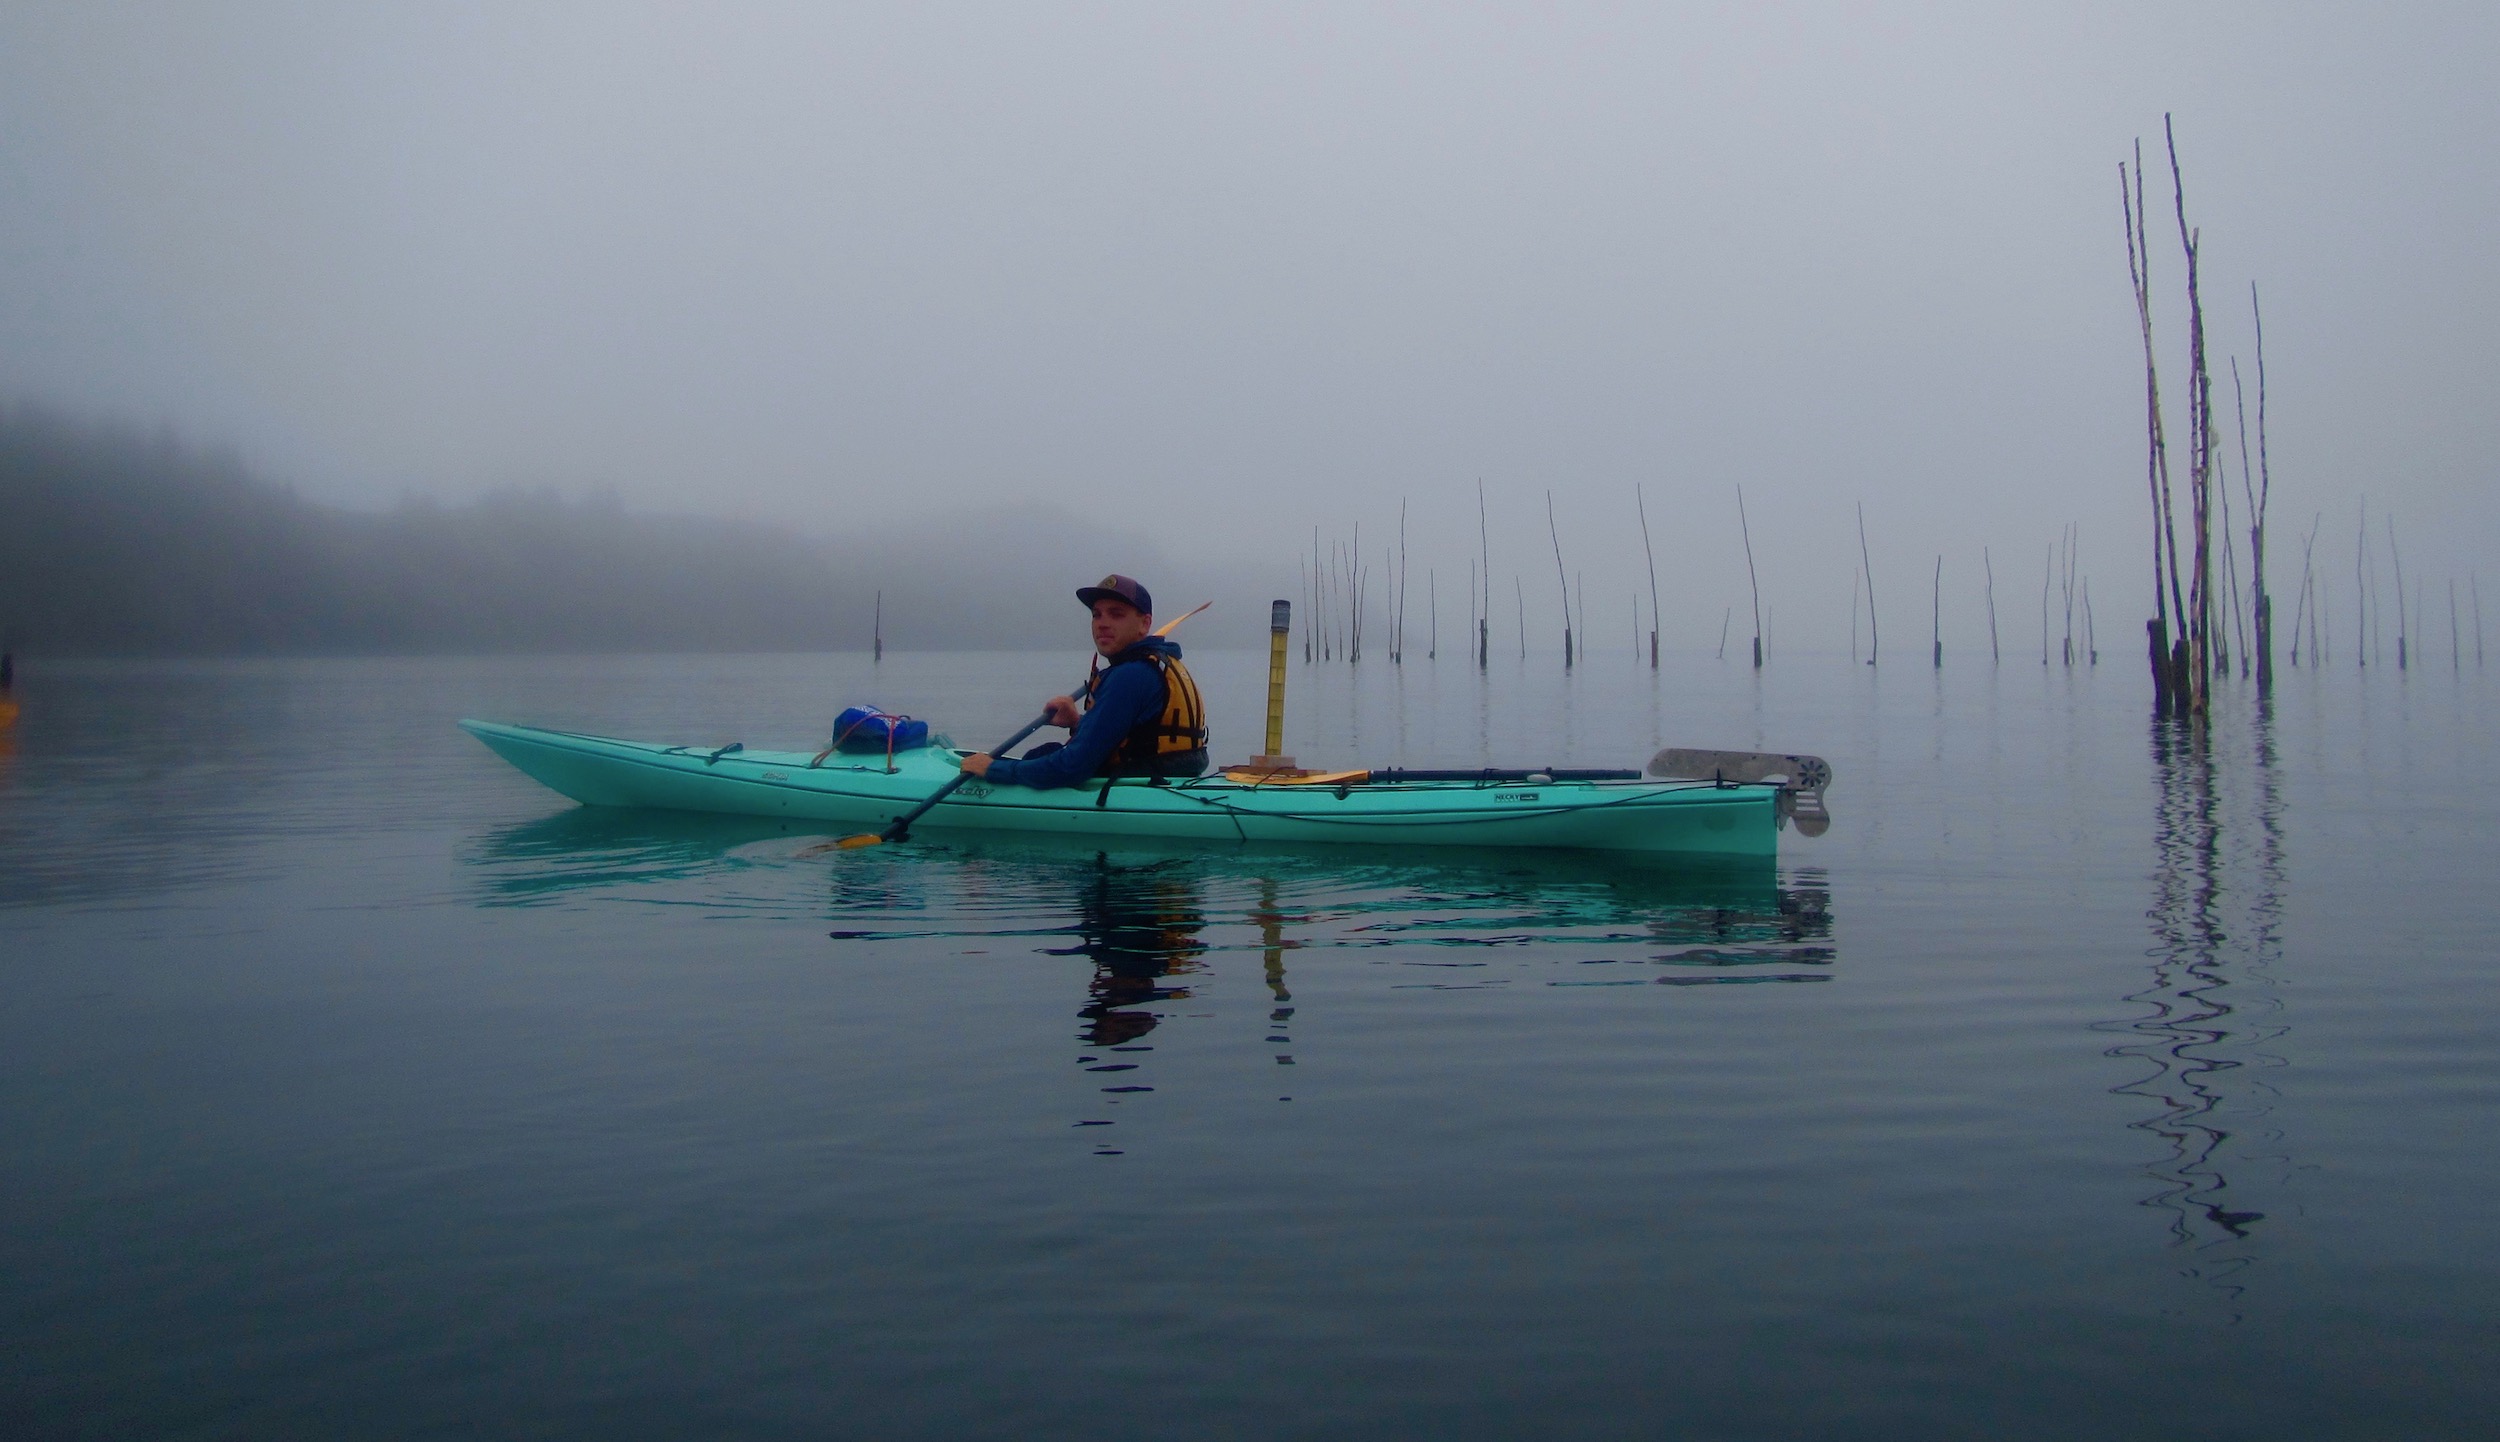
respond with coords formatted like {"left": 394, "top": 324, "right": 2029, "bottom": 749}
{"left": 460, "top": 719, "right": 1780, "bottom": 857}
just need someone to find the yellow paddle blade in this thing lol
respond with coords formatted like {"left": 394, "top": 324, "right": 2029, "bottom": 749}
{"left": 1152, "top": 600, "right": 1212, "bottom": 637}
{"left": 834, "top": 833, "right": 885, "bottom": 849}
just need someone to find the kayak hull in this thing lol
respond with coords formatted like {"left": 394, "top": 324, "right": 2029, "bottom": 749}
{"left": 460, "top": 719, "right": 1781, "bottom": 857}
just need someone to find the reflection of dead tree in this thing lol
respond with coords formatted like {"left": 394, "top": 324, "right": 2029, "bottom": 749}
{"left": 2100, "top": 717, "right": 2291, "bottom": 1305}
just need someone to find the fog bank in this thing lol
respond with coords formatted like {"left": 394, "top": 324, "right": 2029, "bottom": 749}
{"left": 0, "top": 409, "right": 1281, "bottom": 655}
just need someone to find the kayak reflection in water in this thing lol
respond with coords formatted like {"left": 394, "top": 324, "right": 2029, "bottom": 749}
{"left": 1050, "top": 855, "right": 1208, "bottom": 1049}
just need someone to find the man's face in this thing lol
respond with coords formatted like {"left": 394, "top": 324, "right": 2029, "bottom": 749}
{"left": 1091, "top": 600, "right": 1152, "bottom": 655}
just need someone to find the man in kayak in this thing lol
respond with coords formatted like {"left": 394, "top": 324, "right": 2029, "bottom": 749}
{"left": 957, "top": 574, "right": 1209, "bottom": 787}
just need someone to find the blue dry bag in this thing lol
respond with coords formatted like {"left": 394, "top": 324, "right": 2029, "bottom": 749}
{"left": 830, "top": 706, "right": 929, "bottom": 754}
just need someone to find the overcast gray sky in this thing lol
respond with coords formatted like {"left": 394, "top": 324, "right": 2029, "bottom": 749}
{"left": 3, "top": 2, "right": 2492, "bottom": 650}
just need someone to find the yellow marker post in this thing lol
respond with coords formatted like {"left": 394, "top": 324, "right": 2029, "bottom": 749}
{"left": 1244, "top": 598, "right": 1296, "bottom": 773}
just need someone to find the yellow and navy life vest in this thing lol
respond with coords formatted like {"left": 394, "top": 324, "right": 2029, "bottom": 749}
{"left": 1082, "top": 650, "right": 1208, "bottom": 776}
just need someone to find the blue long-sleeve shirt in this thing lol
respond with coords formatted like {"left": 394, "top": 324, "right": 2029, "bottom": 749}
{"left": 981, "top": 638, "right": 1186, "bottom": 789}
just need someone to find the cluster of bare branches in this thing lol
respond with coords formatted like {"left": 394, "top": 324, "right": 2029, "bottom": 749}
{"left": 2122, "top": 118, "right": 2277, "bottom": 717}
{"left": 1301, "top": 524, "right": 1372, "bottom": 663}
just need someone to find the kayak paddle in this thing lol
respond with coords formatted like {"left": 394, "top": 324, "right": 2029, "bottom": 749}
{"left": 831, "top": 601, "right": 1211, "bottom": 850}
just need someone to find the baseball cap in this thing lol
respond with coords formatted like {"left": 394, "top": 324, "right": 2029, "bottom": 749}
{"left": 1075, "top": 574, "right": 1154, "bottom": 613}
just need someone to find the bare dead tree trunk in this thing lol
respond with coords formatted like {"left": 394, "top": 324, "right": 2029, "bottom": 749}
{"left": 2247, "top": 288, "right": 2275, "bottom": 689}
{"left": 2168, "top": 116, "right": 2213, "bottom": 715}
{"left": 2123, "top": 145, "right": 2182, "bottom": 715}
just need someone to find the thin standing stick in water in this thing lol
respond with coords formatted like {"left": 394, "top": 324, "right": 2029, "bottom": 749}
{"left": 2289, "top": 512, "right": 2319, "bottom": 666}
{"left": 2387, "top": 514, "right": 2409, "bottom": 670}
{"left": 2229, "top": 457, "right": 2254, "bottom": 675}
{"left": 2356, "top": 500, "right": 2368, "bottom": 669}
{"left": 1854, "top": 501, "right": 1876, "bottom": 665}
{"left": 2060, "top": 523, "right": 2074, "bottom": 666}
{"left": 1932, "top": 554, "right": 1943, "bottom": 667}
{"left": 1349, "top": 523, "right": 1363, "bottom": 663}
{"left": 1717, "top": 607, "right": 1730, "bottom": 660}
{"left": 1738, "top": 488, "right": 1766, "bottom": 667}
{"left": 2318, "top": 574, "right": 2329, "bottom": 666}
{"left": 2239, "top": 321, "right": 2274, "bottom": 690}
{"left": 2085, "top": 578, "right": 2098, "bottom": 663}
{"left": 1313, "top": 529, "right": 1325, "bottom": 661}
{"left": 1395, "top": 500, "right": 1408, "bottom": 664}
{"left": 1637, "top": 483, "right": 1661, "bottom": 668}
{"left": 2452, "top": 579, "right": 2462, "bottom": 671}
{"left": 1985, "top": 546, "right": 2000, "bottom": 663}
{"left": 1851, "top": 556, "right": 1862, "bottom": 663}
{"left": 1515, "top": 575, "right": 1525, "bottom": 660}
{"left": 1547, "top": 491, "right": 1573, "bottom": 667}
{"left": 1477, "top": 481, "right": 1491, "bottom": 669}
{"left": 874, "top": 589, "right": 883, "bottom": 662}
{"left": 1428, "top": 569, "right": 1437, "bottom": 660}
{"left": 2042, "top": 543, "right": 2053, "bottom": 665}
{"left": 2308, "top": 567, "right": 2321, "bottom": 664}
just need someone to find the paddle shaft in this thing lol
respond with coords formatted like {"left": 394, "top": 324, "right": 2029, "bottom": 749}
{"left": 881, "top": 713, "right": 1051, "bottom": 842}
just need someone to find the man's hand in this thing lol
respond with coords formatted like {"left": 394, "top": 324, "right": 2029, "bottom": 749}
{"left": 1043, "top": 695, "right": 1082, "bottom": 729}
{"left": 958, "top": 753, "right": 993, "bottom": 777}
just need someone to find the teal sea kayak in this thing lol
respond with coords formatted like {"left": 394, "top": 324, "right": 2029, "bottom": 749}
{"left": 461, "top": 720, "right": 1810, "bottom": 857}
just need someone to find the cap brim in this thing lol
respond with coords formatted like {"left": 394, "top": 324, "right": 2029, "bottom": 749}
{"left": 1076, "top": 588, "right": 1139, "bottom": 609}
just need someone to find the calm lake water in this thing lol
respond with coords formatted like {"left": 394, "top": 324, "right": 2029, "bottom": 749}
{"left": 2, "top": 649, "right": 2493, "bottom": 1439}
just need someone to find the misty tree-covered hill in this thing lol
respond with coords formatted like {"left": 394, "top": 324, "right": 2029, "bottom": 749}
{"left": 0, "top": 409, "right": 1258, "bottom": 655}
